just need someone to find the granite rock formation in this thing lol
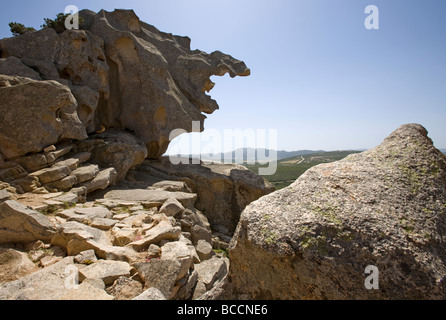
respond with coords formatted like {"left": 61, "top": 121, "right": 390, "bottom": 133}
{"left": 229, "top": 124, "right": 446, "bottom": 300}
{"left": 0, "top": 9, "right": 250, "bottom": 159}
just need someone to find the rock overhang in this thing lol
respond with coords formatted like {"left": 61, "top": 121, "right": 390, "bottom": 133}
{"left": 0, "top": 8, "right": 251, "bottom": 160}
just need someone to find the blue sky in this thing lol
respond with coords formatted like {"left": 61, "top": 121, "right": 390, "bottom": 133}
{"left": 1, "top": 0, "right": 445, "bottom": 152}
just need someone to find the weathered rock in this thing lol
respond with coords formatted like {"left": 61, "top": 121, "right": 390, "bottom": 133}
{"left": 87, "top": 131, "right": 148, "bottom": 182}
{"left": 129, "top": 219, "right": 181, "bottom": 251}
{"left": 112, "top": 228, "right": 137, "bottom": 246}
{"left": 175, "top": 269, "right": 199, "bottom": 300}
{"left": 1, "top": 7, "right": 249, "bottom": 161}
{"left": 70, "top": 163, "right": 100, "bottom": 183}
{"left": 152, "top": 180, "right": 192, "bottom": 193}
{"left": 229, "top": 124, "right": 446, "bottom": 300}
{"left": 0, "top": 248, "right": 38, "bottom": 284}
{"left": 79, "top": 260, "right": 132, "bottom": 285}
{"left": 53, "top": 157, "right": 79, "bottom": 170}
{"left": 159, "top": 197, "right": 185, "bottom": 217}
{"left": 74, "top": 249, "right": 98, "bottom": 264}
{"left": 90, "top": 242, "right": 139, "bottom": 263}
{"left": 132, "top": 287, "right": 167, "bottom": 300}
{"left": 161, "top": 241, "right": 193, "bottom": 281}
{"left": 0, "top": 189, "right": 12, "bottom": 203}
{"left": 91, "top": 217, "right": 118, "bottom": 230}
{"left": 11, "top": 153, "right": 48, "bottom": 173}
{"left": 45, "top": 175, "right": 78, "bottom": 191}
{"left": 30, "top": 165, "right": 72, "bottom": 184}
{"left": 60, "top": 280, "right": 115, "bottom": 300}
{"left": 0, "top": 200, "right": 56, "bottom": 244}
{"left": 194, "top": 258, "right": 229, "bottom": 293}
{"left": 147, "top": 244, "right": 162, "bottom": 259}
{"left": 133, "top": 259, "right": 183, "bottom": 299}
{"left": 0, "top": 27, "right": 109, "bottom": 135}
{"left": 107, "top": 276, "right": 143, "bottom": 300}
{"left": 191, "top": 225, "right": 212, "bottom": 246}
{"left": 104, "top": 189, "right": 197, "bottom": 208}
{"left": 77, "top": 9, "right": 250, "bottom": 158}
{"left": 39, "top": 255, "right": 63, "bottom": 268}
{"left": 74, "top": 206, "right": 113, "bottom": 219}
{"left": 137, "top": 158, "right": 275, "bottom": 235}
{"left": 53, "top": 192, "right": 78, "bottom": 205}
{"left": 72, "top": 152, "right": 92, "bottom": 165}
{"left": 0, "top": 162, "right": 28, "bottom": 183}
{"left": 0, "top": 75, "right": 87, "bottom": 159}
{"left": 0, "top": 256, "right": 75, "bottom": 300}
{"left": 82, "top": 167, "right": 117, "bottom": 193}
{"left": 65, "top": 236, "right": 139, "bottom": 263}
{"left": 49, "top": 144, "right": 75, "bottom": 161}
{"left": 51, "top": 221, "right": 112, "bottom": 255}
{"left": 195, "top": 239, "right": 214, "bottom": 262}
{"left": 0, "top": 56, "right": 41, "bottom": 80}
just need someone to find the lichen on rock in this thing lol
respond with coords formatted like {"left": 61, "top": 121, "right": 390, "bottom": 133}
{"left": 229, "top": 124, "right": 446, "bottom": 300}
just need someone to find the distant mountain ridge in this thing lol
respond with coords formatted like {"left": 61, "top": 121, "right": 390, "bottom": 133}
{"left": 195, "top": 146, "right": 446, "bottom": 163}
{"left": 197, "top": 148, "right": 325, "bottom": 164}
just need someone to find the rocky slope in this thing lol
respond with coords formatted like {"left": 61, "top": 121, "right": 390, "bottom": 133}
{"left": 0, "top": 9, "right": 273, "bottom": 300}
{"left": 228, "top": 124, "right": 446, "bottom": 300}
{"left": 0, "top": 9, "right": 250, "bottom": 159}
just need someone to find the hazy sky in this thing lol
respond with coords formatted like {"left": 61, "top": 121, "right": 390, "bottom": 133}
{"left": 1, "top": 0, "right": 445, "bottom": 152}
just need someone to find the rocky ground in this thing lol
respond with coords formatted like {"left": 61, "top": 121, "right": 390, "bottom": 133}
{"left": 0, "top": 8, "right": 269, "bottom": 300}
{"left": 0, "top": 135, "right": 273, "bottom": 300}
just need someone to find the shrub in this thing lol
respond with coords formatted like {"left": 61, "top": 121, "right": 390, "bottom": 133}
{"left": 9, "top": 12, "right": 84, "bottom": 37}
{"left": 41, "top": 12, "right": 85, "bottom": 34}
{"left": 41, "top": 13, "right": 70, "bottom": 34}
{"left": 9, "top": 22, "right": 36, "bottom": 36}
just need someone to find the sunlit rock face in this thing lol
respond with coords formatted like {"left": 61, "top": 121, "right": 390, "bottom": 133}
{"left": 0, "top": 9, "right": 250, "bottom": 159}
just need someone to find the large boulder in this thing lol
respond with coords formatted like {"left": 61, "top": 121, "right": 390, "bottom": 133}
{"left": 78, "top": 260, "right": 132, "bottom": 285}
{"left": 0, "top": 75, "right": 87, "bottom": 159}
{"left": 0, "top": 257, "right": 74, "bottom": 300}
{"left": 0, "top": 248, "right": 38, "bottom": 284}
{"left": 229, "top": 124, "right": 446, "bottom": 300}
{"left": 87, "top": 131, "right": 148, "bottom": 182}
{"left": 0, "top": 256, "right": 114, "bottom": 300}
{"left": 0, "top": 27, "right": 109, "bottom": 134}
{"left": 81, "top": 9, "right": 250, "bottom": 158}
{"left": 0, "top": 9, "right": 249, "bottom": 160}
{"left": 0, "top": 200, "right": 56, "bottom": 244}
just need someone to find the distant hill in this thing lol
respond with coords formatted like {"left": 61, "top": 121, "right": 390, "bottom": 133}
{"left": 199, "top": 148, "right": 326, "bottom": 164}
{"left": 440, "top": 148, "right": 446, "bottom": 155}
{"left": 245, "top": 150, "right": 362, "bottom": 190}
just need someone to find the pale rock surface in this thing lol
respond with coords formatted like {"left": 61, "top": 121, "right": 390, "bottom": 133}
{"left": 129, "top": 218, "right": 181, "bottom": 251}
{"left": 0, "top": 75, "right": 87, "bottom": 159}
{"left": 133, "top": 259, "right": 183, "bottom": 299}
{"left": 78, "top": 259, "right": 132, "bottom": 285}
{"left": 87, "top": 131, "right": 148, "bottom": 182}
{"left": 0, "top": 248, "right": 38, "bottom": 283}
{"left": 0, "top": 257, "right": 75, "bottom": 300}
{"left": 0, "top": 200, "right": 56, "bottom": 244}
{"left": 132, "top": 287, "right": 167, "bottom": 300}
{"left": 161, "top": 241, "right": 193, "bottom": 281}
{"left": 106, "top": 276, "right": 143, "bottom": 300}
